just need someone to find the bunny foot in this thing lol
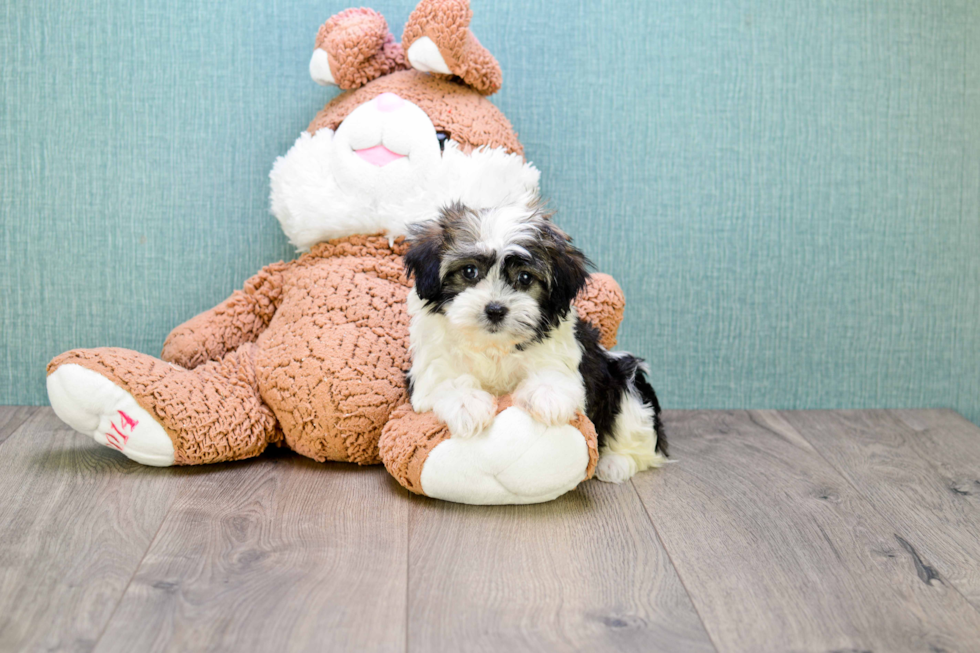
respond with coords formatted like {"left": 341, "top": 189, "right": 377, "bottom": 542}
{"left": 47, "top": 364, "right": 175, "bottom": 466}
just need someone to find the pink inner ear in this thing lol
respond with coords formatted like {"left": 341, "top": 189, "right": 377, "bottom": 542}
{"left": 355, "top": 144, "right": 406, "bottom": 167}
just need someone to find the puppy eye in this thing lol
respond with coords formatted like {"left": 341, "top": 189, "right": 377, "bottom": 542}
{"left": 462, "top": 264, "right": 479, "bottom": 280}
{"left": 436, "top": 131, "right": 450, "bottom": 152}
{"left": 517, "top": 271, "right": 534, "bottom": 287}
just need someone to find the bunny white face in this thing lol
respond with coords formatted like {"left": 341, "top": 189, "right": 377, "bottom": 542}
{"left": 269, "top": 89, "right": 540, "bottom": 252}
{"left": 330, "top": 92, "right": 443, "bottom": 190}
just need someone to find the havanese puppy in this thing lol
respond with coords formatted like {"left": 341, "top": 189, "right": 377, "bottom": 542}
{"left": 404, "top": 200, "right": 667, "bottom": 483}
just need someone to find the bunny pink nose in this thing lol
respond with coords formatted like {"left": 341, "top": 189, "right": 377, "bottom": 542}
{"left": 375, "top": 92, "right": 405, "bottom": 113}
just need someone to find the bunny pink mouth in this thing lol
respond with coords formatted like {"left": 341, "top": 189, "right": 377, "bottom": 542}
{"left": 354, "top": 144, "right": 406, "bottom": 167}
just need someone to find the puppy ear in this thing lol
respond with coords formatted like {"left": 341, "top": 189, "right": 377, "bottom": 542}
{"left": 404, "top": 221, "right": 445, "bottom": 301}
{"left": 401, "top": 0, "right": 503, "bottom": 95}
{"left": 310, "top": 8, "right": 408, "bottom": 90}
{"left": 542, "top": 223, "right": 592, "bottom": 316}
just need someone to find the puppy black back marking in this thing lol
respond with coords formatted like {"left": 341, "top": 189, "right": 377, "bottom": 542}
{"left": 574, "top": 319, "right": 668, "bottom": 456}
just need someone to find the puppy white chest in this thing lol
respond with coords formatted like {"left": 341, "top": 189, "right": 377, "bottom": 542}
{"left": 452, "top": 343, "right": 537, "bottom": 396}
{"left": 445, "top": 312, "right": 584, "bottom": 396}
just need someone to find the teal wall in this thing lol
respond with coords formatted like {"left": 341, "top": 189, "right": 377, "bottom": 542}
{"left": 2, "top": 1, "right": 979, "bottom": 423}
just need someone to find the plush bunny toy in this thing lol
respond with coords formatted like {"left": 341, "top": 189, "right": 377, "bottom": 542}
{"left": 46, "top": 0, "right": 627, "bottom": 505}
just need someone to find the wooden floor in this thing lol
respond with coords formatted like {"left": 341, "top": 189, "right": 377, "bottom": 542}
{"left": 1, "top": 408, "right": 979, "bottom": 652}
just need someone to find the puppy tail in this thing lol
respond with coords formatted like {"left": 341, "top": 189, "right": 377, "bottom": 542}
{"left": 615, "top": 355, "right": 668, "bottom": 457}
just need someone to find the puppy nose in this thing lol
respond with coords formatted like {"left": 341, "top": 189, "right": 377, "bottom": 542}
{"left": 484, "top": 303, "right": 508, "bottom": 324}
{"left": 375, "top": 92, "right": 405, "bottom": 113}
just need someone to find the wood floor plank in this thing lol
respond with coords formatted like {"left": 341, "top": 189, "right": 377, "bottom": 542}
{"left": 0, "top": 408, "right": 179, "bottom": 652}
{"left": 0, "top": 405, "right": 38, "bottom": 445}
{"left": 892, "top": 408, "right": 980, "bottom": 437}
{"left": 779, "top": 409, "right": 980, "bottom": 611}
{"left": 93, "top": 454, "right": 408, "bottom": 653}
{"left": 406, "top": 477, "right": 716, "bottom": 653}
{"left": 633, "top": 410, "right": 980, "bottom": 653}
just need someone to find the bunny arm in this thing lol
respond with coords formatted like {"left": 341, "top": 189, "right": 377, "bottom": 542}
{"left": 161, "top": 261, "right": 290, "bottom": 370}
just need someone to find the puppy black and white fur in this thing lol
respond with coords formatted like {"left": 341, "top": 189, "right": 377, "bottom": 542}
{"left": 404, "top": 200, "right": 667, "bottom": 483}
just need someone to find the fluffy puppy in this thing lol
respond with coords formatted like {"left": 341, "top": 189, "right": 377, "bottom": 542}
{"left": 404, "top": 201, "right": 667, "bottom": 483}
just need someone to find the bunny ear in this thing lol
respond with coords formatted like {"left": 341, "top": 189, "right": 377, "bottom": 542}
{"left": 309, "top": 8, "right": 408, "bottom": 90}
{"left": 402, "top": 0, "right": 502, "bottom": 96}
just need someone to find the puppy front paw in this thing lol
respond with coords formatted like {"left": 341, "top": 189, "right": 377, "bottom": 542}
{"left": 434, "top": 389, "right": 497, "bottom": 439}
{"left": 514, "top": 382, "right": 579, "bottom": 427}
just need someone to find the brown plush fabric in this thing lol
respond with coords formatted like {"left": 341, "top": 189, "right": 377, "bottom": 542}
{"left": 401, "top": 0, "right": 503, "bottom": 96}
{"left": 307, "top": 70, "right": 523, "bottom": 157}
{"left": 253, "top": 236, "right": 413, "bottom": 465}
{"left": 575, "top": 273, "right": 626, "bottom": 350}
{"left": 379, "top": 395, "right": 599, "bottom": 496}
{"left": 315, "top": 8, "right": 408, "bottom": 91}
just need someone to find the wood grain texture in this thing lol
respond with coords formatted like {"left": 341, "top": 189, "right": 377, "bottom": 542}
{"left": 0, "top": 408, "right": 178, "bottom": 652}
{"left": 406, "top": 478, "right": 716, "bottom": 653}
{"left": 0, "top": 405, "right": 37, "bottom": 445}
{"left": 633, "top": 410, "right": 980, "bottom": 653}
{"left": 93, "top": 454, "right": 408, "bottom": 653}
{"left": 7, "top": 407, "right": 980, "bottom": 652}
{"left": 780, "top": 409, "right": 980, "bottom": 611}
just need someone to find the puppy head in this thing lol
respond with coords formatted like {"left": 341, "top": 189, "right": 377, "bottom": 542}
{"left": 405, "top": 200, "right": 591, "bottom": 347}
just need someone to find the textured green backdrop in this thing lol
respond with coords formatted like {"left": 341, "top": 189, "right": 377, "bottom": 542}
{"left": 2, "top": 1, "right": 978, "bottom": 424}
